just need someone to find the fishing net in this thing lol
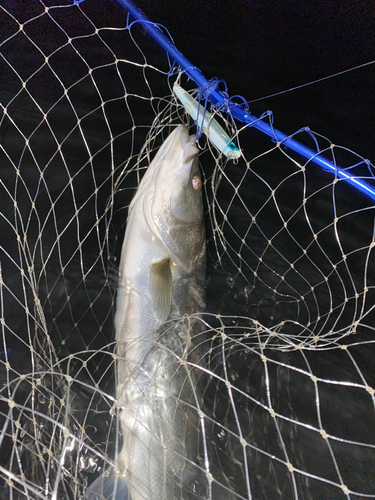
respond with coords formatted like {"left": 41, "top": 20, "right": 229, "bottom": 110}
{"left": 1, "top": 1, "right": 374, "bottom": 499}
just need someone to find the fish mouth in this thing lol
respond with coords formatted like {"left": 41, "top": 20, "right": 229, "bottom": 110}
{"left": 128, "top": 125, "right": 200, "bottom": 236}
{"left": 146, "top": 125, "right": 199, "bottom": 186}
{"left": 166, "top": 125, "right": 196, "bottom": 166}
{"left": 128, "top": 126, "right": 190, "bottom": 211}
{"left": 183, "top": 134, "right": 199, "bottom": 164}
{"left": 161, "top": 125, "right": 190, "bottom": 160}
{"left": 171, "top": 127, "right": 199, "bottom": 184}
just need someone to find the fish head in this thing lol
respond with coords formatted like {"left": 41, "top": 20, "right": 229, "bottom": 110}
{"left": 163, "top": 128, "right": 203, "bottom": 225}
{"left": 135, "top": 125, "right": 205, "bottom": 271}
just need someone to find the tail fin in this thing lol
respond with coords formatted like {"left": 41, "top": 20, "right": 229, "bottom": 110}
{"left": 82, "top": 469, "right": 129, "bottom": 500}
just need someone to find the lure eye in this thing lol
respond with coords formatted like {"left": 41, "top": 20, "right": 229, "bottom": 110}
{"left": 192, "top": 175, "right": 202, "bottom": 192}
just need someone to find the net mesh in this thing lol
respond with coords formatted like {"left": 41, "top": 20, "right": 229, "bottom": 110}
{"left": 1, "top": 1, "right": 375, "bottom": 499}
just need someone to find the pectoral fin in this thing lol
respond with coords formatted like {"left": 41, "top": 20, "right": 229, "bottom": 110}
{"left": 150, "top": 258, "right": 172, "bottom": 322}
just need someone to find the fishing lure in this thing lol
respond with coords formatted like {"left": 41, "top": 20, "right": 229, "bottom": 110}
{"left": 173, "top": 82, "right": 241, "bottom": 160}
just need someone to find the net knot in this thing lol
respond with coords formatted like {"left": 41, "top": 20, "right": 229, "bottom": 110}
{"left": 197, "top": 79, "right": 251, "bottom": 117}
{"left": 196, "top": 78, "right": 226, "bottom": 102}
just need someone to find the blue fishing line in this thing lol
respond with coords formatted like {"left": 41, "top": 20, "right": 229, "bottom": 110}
{"left": 365, "top": 159, "right": 375, "bottom": 180}
{"left": 304, "top": 127, "right": 321, "bottom": 154}
{"left": 125, "top": 15, "right": 177, "bottom": 76}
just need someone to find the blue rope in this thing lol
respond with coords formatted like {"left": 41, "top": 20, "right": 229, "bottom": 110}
{"left": 116, "top": 0, "right": 375, "bottom": 202}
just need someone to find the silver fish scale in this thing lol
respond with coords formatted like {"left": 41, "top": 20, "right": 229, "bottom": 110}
{"left": 110, "top": 126, "right": 208, "bottom": 500}
{"left": 116, "top": 270, "right": 207, "bottom": 500}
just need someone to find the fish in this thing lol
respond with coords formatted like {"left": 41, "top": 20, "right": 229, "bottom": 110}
{"left": 173, "top": 82, "right": 241, "bottom": 160}
{"left": 84, "top": 125, "right": 207, "bottom": 500}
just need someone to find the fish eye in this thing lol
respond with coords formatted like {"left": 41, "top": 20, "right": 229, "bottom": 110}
{"left": 192, "top": 175, "right": 202, "bottom": 192}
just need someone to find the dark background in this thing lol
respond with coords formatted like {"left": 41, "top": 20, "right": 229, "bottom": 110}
{"left": 1, "top": 1, "right": 375, "bottom": 498}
